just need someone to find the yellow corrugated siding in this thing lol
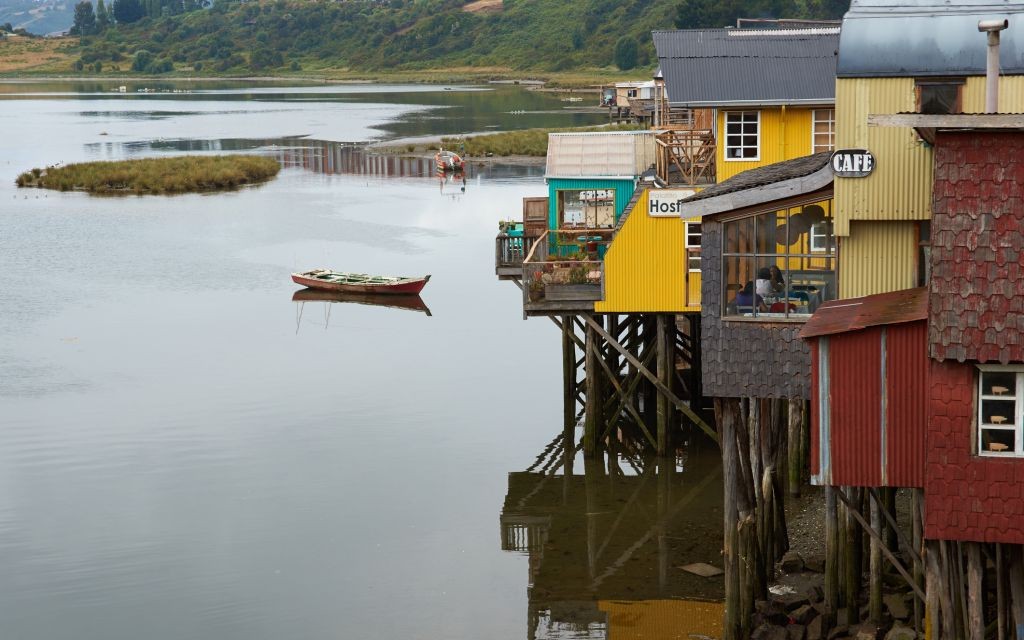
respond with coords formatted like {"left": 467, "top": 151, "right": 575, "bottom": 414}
{"left": 838, "top": 221, "right": 918, "bottom": 299}
{"left": 595, "top": 192, "right": 699, "bottom": 313}
{"left": 834, "top": 78, "right": 934, "bottom": 237}
{"left": 715, "top": 107, "right": 816, "bottom": 182}
{"left": 599, "top": 599, "right": 724, "bottom": 640}
{"left": 962, "top": 75, "right": 1024, "bottom": 113}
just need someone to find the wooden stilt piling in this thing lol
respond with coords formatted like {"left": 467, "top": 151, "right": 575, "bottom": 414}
{"left": 870, "top": 491, "right": 884, "bottom": 623}
{"left": 967, "top": 542, "right": 984, "bottom": 640}
{"left": 824, "top": 485, "right": 839, "bottom": 632}
{"left": 787, "top": 399, "right": 803, "bottom": 498}
{"left": 583, "top": 318, "right": 603, "bottom": 456}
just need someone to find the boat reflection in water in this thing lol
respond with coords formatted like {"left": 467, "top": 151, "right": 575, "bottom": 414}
{"left": 292, "top": 289, "right": 431, "bottom": 332}
{"left": 501, "top": 431, "right": 725, "bottom": 640}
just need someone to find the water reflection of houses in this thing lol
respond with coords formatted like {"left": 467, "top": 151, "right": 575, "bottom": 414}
{"left": 501, "top": 433, "right": 724, "bottom": 640}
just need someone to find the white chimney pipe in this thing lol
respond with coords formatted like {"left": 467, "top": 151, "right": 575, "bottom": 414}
{"left": 979, "top": 19, "right": 1009, "bottom": 113}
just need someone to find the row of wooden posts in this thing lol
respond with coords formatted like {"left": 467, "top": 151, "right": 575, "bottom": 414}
{"left": 552, "top": 312, "right": 1024, "bottom": 640}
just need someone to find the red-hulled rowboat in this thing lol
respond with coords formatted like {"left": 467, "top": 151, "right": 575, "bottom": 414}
{"left": 434, "top": 149, "right": 464, "bottom": 172}
{"left": 292, "top": 269, "right": 431, "bottom": 295}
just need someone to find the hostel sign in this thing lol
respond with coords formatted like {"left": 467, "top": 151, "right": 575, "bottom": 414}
{"left": 830, "top": 149, "right": 875, "bottom": 178}
{"left": 648, "top": 189, "right": 696, "bottom": 217}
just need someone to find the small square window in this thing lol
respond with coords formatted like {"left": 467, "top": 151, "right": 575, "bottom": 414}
{"left": 978, "top": 368, "right": 1024, "bottom": 456}
{"left": 724, "top": 112, "right": 759, "bottom": 161}
{"left": 916, "top": 79, "right": 964, "bottom": 115}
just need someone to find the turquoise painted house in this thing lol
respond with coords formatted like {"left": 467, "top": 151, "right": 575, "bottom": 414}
{"left": 543, "top": 131, "right": 657, "bottom": 255}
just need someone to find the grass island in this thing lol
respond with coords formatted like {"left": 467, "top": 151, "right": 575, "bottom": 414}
{"left": 16, "top": 155, "right": 281, "bottom": 195}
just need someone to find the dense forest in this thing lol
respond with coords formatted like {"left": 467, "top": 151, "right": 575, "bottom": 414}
{"left": 65, "top": 0, "right": 848, "bottom": 75}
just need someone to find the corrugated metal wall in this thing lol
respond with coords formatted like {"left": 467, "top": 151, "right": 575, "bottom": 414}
{"left": 715, "top": 107, "right": 817, "bottom": 183}
{"left": 885, "top": 322, "right": 927, "bottom": 488}
{"left": 596, "top": 191, "right": 698, "bottom": 313}
{"left": 838, "top": 220, "right": 918, "bottom": 298}
{"left": 809, "top": 321, "right": 928, "bottom": 488}
{"left": 834, "top": 78, "right": 933, "bottom": 237}
{"left": 547, "top": 179, "right": 636, "bottom": 230}
{"left": 962, "top": 75, "right": 1024, "bottom": 113}
{"left": 830, "top": 328, "right": 884, "bottom": 487}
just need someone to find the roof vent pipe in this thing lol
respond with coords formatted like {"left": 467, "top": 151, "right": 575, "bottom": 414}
{"left": 979, "top": 19, "right": 1009, "bottom": 113}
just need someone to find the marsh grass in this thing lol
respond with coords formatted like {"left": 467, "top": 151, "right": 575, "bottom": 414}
{"left": 441, "top": 123, "right": 644, "bottom": 158}
{"left": 16, "top": 155, "right": 281, "bottom": 195}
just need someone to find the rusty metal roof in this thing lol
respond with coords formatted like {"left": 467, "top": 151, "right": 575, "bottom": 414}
{"left": 800, "top": 287, "right": 928, "bottom": 338}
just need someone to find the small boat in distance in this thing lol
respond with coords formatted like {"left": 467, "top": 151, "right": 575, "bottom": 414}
{"left": 292, "top": 269, "right": 430, "bottom": 295}
{"left": 434, "top": 148, "right": 465, "bottom": 172}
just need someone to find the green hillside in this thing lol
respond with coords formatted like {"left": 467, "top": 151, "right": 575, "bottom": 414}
{"left": 65, "top": 0, "right": 847, "bottom": 76}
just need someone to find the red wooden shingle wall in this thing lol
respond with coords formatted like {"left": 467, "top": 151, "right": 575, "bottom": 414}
{"left": 929, "top": 131, "right": 1024, "bottom": 364}
{"left": 925, "top": 361, "right": 1024, "bottom": 543}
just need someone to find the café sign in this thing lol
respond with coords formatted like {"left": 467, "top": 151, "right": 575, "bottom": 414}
{"left": 648, "top": 189, "right": 696, "bottom": 217}
{"left": 830, "top": 149, "right": 875, "bottom": 178}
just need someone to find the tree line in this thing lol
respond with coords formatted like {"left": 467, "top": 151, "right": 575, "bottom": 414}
{"left": 67, "top": 0, "right": 849, "bottom": 75}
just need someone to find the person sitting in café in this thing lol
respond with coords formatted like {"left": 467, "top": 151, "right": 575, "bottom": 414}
{"left": 768, "top": 265, "right": 786, "bottom": 291}
{"left": 755, "top": 267, "right": 783, "bottom": 297}
{"left": 734, "top": 281, "right": 767, "bottom": 313}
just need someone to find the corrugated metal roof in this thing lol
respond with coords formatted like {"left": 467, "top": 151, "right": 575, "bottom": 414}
{"left": 838, "top": 0, "right": 1024, "bottom": 78}
{"left": 653, "top": 29, "right": 839, "bottom": 106}
{"left": 800, "top": 287, "right": 928, "bottom": 338}
{"left": 545, "top": 131, "right": 656, "bottom": 179}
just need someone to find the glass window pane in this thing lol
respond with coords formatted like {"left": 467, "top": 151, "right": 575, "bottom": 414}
{"left": 981, "top": 399, "right": 1016, "bottom": 426}
{"left": 981, "top": 371, "right": 1017, "bottom": 397}
{"left": 723, "top": 255, "right": 758, "bottom": 316}
{"left": 981, "top": 428, "right": 1015, "bottom": 453}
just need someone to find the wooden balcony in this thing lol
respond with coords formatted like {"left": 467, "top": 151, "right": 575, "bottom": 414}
{"left": 521, "top": 229, "right": 612, "bottom": 315}
{"left": 655, "top": 129, "right": 716, "bottom": 187}
{"left": 495, "top": 230, "right": 537, "bottom": 280}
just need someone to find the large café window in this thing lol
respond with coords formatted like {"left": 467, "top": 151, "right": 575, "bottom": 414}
{"left": 722, "top": 200, "right": 836, "bottom": 319}
{"left": 559, "top": 189, "right": 616, "bottom": 228}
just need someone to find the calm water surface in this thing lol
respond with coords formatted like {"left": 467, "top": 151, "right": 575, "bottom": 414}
{"left": 0, "top": 81, "right": 722, "bottom": 640}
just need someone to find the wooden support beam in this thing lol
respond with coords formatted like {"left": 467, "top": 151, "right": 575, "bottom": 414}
{"left": 563, "top": 316, "right": 577, "bottom": 432}
{"left": 913, "top": 489, "right": 924, "bottom": 635}
{"left": 583, "top": 322, "right": 603, "bottom": 456}
{"left": 835, "top": 487, "right": 926, "bottom": 602}
{"left": 1009, "top": 546, "right": 1024, "bottom": 640}
{"left": 868, "top": 487, "right": 923, "bottom": 568}
{"left": 589, "top": 336, "right": 656, "bottom": 448}
{"left": 870, "top": 491, "right": 884, "bottom": 624}
{"left": 656, "top": 314, "right": 671, "bottom": 456}
{"left": 787, "top": 400, "right": 803, "bottom": 497}
{"left": 967, "top": 542, "right": 984, "bottom": 640}
{"left": 603, "top": 347, "right": 657, "bottom": 442}
{"left": 581, "top": 314, "right": 718, "bottom": 445}
{"left": 718, "top": 398, "right": 742, "bottom": 640}
{"left": 824, "top": 486, "right": 839, "bottom": 633}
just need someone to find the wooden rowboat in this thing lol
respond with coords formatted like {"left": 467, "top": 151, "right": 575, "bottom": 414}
{"left": 292, "top": 269, "right": 430, "bottom": 295}
{"left": 291, "top": 289, "right": 431, "bottom": 315}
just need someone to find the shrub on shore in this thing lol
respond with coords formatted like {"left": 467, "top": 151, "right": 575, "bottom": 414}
{"left": 441, "top": 123, "right": 644, "bottom": 158}
{"left": 16, "top": 155, "right": 281, "bottom": 195}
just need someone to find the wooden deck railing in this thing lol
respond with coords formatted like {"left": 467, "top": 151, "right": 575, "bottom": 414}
{"left": 495, "top": 232, "right": 537, "bottom": 270}
{"left": 655, "top": 129, "right": 716, "bottom": 186}
{"left": 521, "top": 229, "right": 612, "bottom": 308}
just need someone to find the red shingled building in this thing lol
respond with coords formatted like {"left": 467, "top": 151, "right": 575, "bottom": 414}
{"left": 925, "top": 129, "right": 1024, "bottom": 543}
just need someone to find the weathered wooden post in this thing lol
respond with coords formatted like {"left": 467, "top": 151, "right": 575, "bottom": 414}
{"left": 787, "top": 399, "right": 803, "bottom": 497}
{"left": 562, "top": 315, "right": 576, "bottom": 432}
{"left": 584, "top": 317, "right": 604, "bottom": 456}
{"left": 655, "top": 314, "right": 671, "bottom": 457}
{"left": 869, "top": 492, "right": 883, "bottom": 623}
{"left": 718, "top": 398, "right": 742, "bottom": 640}
{"left": 824, "top": 486, "right": 839, "bottom": 632}
{"left": 967, "top": 542, "right": 984, "bottom": 640}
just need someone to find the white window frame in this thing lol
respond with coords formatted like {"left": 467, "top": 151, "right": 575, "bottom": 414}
{"left": 810, "top": 221, "right": 832, "bottom": 253}
{"left": 812, "top": 108, "right": 835, "bottom": 153}
{"left": 724, "top": 111, "right": 760, "bottom": 162}
{"left": 685, "top": 222, "right": 702, "bottom": 272}
{"left": 977, "top": 365, "right": 1024, "bottom": 457}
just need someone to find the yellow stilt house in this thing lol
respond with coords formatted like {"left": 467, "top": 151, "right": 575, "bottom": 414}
{"left": 595, "top": 26, "right": 841, "bottom": 315}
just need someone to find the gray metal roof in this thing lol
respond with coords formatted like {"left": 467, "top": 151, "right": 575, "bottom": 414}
{"left": 653, "top": 28, "right": 840, "bottom": 107}
{"left": 838, "top": 0, "right": 1024, "bottom": 77}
